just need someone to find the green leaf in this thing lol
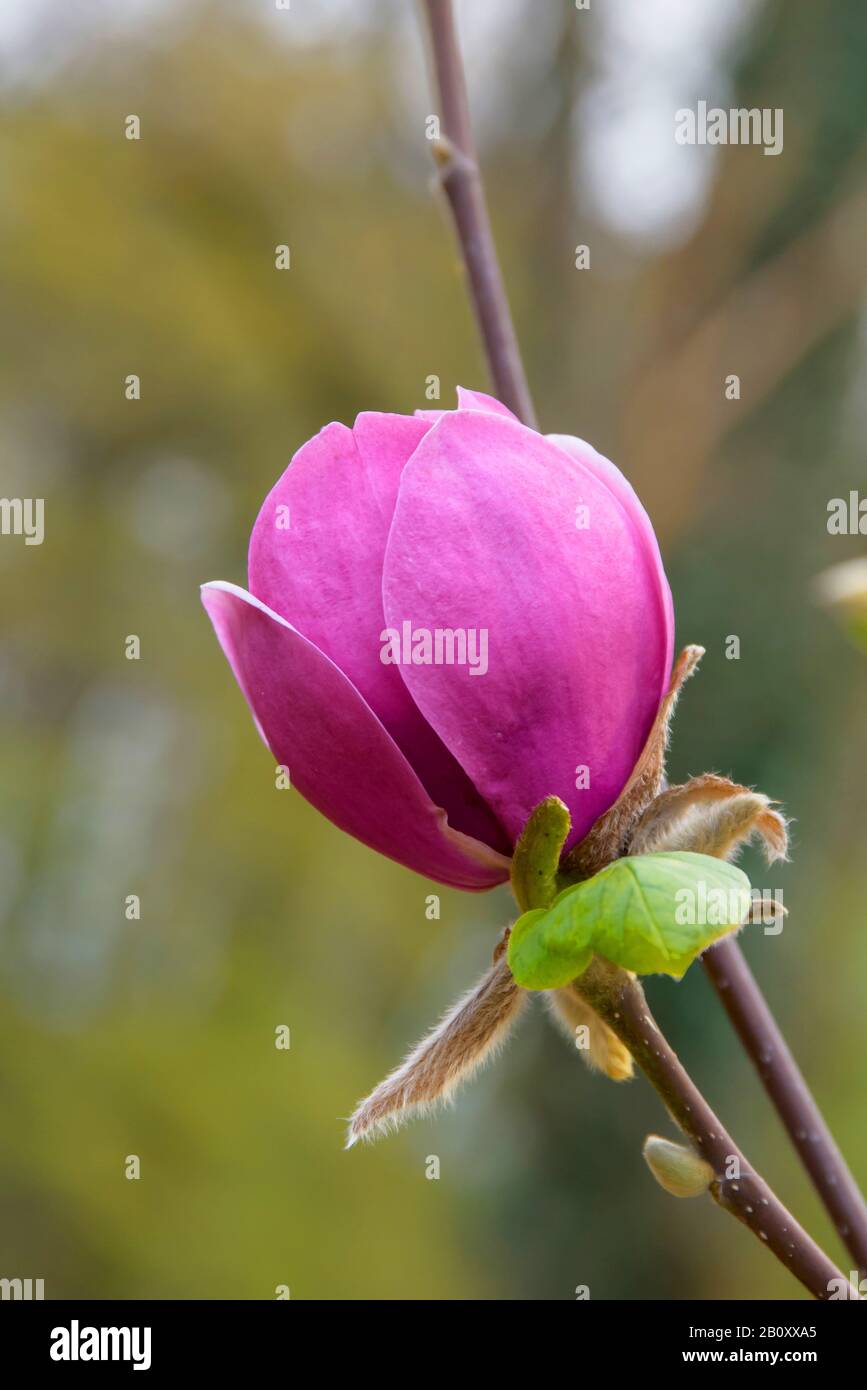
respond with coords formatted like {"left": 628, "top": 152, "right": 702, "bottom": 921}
{"left": 508, "top": 852, "right": 751, "bottom": 989}
{"left": 508, "top": 907, "right": 595, "bottom": 990}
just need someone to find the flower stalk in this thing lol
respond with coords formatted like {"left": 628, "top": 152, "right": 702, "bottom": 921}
{"left": 508, "top": 797, "right": 853, "bottom": 1299}
{"left": 420, "top": 0, "right": 537, "bottom": 428}
{"left": 574, "top": 958, "right": 852, "bottom": 1301}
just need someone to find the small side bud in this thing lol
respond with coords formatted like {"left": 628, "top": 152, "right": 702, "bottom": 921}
{"left": 814, "top": 557, "right": 867, "bottom": 651}
{"left": 643, "top": 1135, "right": 714, "bottom": 1199}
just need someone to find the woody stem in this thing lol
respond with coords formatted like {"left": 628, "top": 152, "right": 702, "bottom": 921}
{"left": 702, "top": 936, "right": 867, "bottom": 1279}
{"left": 419, "top": 0, "right": 538, "bottom": 427}
{"left": 574, "top": 958, "right": 854, "bottom": 1300}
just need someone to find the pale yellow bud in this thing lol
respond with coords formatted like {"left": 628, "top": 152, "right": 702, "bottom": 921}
{"left": 814, "top": 558, "right": 867, "bottom": 651}
{"left": 642, "top": 1134, "right": 714, "bottom": 1198}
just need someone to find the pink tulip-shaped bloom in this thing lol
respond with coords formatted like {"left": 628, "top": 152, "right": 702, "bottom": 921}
{"left": 202, "top": 388, "right": 674, "bottom": 890}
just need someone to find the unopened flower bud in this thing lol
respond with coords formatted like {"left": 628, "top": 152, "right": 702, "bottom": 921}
{"left": 202, "top": 388, "right": 673, "bottom": 888}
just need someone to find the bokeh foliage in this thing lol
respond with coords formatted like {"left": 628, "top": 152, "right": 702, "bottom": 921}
{"left": 1, "top": 0, "right": 866, "bottom": 1299}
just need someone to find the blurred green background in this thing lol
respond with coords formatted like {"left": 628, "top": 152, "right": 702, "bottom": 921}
{"left": 1, "top": 0, "right": 866, "bottom": 1300}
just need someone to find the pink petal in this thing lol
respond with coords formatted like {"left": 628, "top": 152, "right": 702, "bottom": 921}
{"left": 201, "top": 582, "right": 511, "bottom": 890}
{"left": 455, "top": 386, "right": 519, "bottom": 418}
{"left": 415, "top": 385, "right": 518, "bottom": 424}
{"left": 548, "top": 432, "right": 674, "bottom": 681}
{"left": 247, "top": 413, "right": 509, "bottom": 853}
{"left": 382, "top": 411, "right": 672, "bottom": 851}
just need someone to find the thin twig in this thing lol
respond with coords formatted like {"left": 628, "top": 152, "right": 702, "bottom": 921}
{"left": 420, "top": 0, "right": 538, "bottom": 427}
{"left": 575, "top": 959, "right": 855, "bottom": 1300}
{"left": 703, "top": 936, "right": 867, "bottom": 1279}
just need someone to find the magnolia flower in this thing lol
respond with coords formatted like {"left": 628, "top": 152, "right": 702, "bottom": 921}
{"left": 202, "top": 387, "right": 674, "bottom": 889}
{"left": 202, "top": 387, "right": 787, "bottom": 1144}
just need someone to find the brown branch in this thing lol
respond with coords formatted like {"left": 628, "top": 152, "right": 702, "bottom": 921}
{"left": 609, "top": 695, "right": 867, "bottom": 1281}
{"left": 703, "top": 936, "right": 867, "bottom": 1280}
{"left": 420, "top": 0, "right": 538, "bottom": 427}
{"left": 575, "top": 959, "right": 855, "bottom": 1301}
